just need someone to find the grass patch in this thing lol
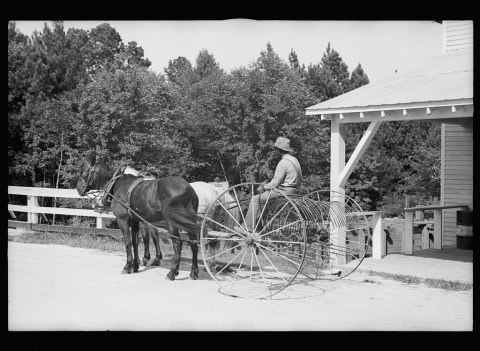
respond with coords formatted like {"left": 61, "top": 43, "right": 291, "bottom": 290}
{"left": 367, "top": 271, "right": 472, "bottom": 291}
{"left": 8, "top": 230, "right": 186, "bottom": 260}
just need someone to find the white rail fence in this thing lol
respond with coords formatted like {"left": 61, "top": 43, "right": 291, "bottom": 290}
{"left": 8, "top": 186, "right": 468, "bottom": 259}
{"left": 8, "top": 186, "right": 115, "bottom": 229}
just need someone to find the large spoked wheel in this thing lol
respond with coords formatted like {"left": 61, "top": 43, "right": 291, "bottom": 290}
{"left": 200, "top": 183, "right": 307, "bottom": 299}
{"left": 298, "top": 190, "right": 372, "bottom": 280}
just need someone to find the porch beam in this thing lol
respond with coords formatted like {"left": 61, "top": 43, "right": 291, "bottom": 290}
{"left": 313, "top": 104, "right": 473, "bottom": 123}
{"left": 338, "top": 121, "right": 382, "bottom": 187}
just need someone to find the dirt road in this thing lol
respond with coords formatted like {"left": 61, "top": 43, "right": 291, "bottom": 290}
{"left": 8, "top": 241, "right": 472, "bottom": 331}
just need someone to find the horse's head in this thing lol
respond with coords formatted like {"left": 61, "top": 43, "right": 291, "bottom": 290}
{"left": 76, "top": 163, "right": 112, "bottom": 196}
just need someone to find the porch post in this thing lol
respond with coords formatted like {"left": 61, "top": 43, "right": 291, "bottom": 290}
{"left": 404, "top": 211, "right": 414, "bottom": 254}
{"left": 330, "top": 117, "right": 346, "bottom": 265}
{"left": 433, "top": 209, "right": 443, "bottom": 249}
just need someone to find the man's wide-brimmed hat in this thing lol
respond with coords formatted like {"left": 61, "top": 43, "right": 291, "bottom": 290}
{"left": 274, "top": 137, "right": 294, "bottom": 152}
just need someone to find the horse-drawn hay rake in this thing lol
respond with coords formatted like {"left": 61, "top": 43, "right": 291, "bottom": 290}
{"left": 200, "top": 183, "right": 372, "bottom": 299}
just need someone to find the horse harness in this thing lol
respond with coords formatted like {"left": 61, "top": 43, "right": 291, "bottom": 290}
{"left": 95, "top": 172, "right": 201, "bottom": 246}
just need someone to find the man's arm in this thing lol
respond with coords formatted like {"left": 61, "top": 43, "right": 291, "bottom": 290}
{"left": 265, "top": 160, "right": 287, "bottom": 189}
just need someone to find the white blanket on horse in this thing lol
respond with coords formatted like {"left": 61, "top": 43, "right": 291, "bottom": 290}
{"left": 190, "top": 181, "right": 223, "bottom": 215}
{"left": 124, "top": 166, "right": 155, "bottom": 180}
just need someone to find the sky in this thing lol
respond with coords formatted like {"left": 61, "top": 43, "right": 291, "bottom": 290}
{"left": 13, "top": 20, "right": 444, "bottom": 83}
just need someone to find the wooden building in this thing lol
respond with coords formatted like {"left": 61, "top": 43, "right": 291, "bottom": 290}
{"left": 305, "top": 21, "right": 473, "bottom": 260}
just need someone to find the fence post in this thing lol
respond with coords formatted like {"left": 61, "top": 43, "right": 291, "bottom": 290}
{"left": 404, "top": 211, "right": 414, "bottom": 254}
{"left": 96, "top": 217, "right": 108, "bottom": 229}
{"left": 27, "top": 195, "right": 39, "bottom": 224}
{"left": 372, "top": 213, "right": 385, "bottom": 259}
{"left": 433, "top": 209, "right": 443, "bottom": 249}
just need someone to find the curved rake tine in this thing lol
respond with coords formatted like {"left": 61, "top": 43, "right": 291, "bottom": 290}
{"left": 262, "top": 239, "right": 305, "bottom": 245}
{"left": 256, "top": 242, "right": 303, "bottom": 268}
{"left": 258, "top": 219, "right": 302, "bottom": 240}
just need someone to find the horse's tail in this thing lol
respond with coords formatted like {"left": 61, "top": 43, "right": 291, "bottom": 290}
{"left": 163, "top": 185, "right": 202, "bottom": 235}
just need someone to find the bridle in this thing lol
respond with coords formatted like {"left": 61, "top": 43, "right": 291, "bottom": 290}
{"left": 79, "top": 165, "right": 106, "bottom": 201}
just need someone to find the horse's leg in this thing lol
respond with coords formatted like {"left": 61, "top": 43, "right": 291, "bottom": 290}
{"left": 118, "top": 219, "right": 134, "bottom": 273}
{"left": 166, "top": 229, "right": 182, "bottom": 280}
{"left": 131, "top": 221, "right": 141, "bottom": 273}
{"left": 140, "top": 223, "right": 151, "bottom": 266}
{"left": 188, "top": 233, "right": 199, "bottom": 280}
{"left": 150, "top": 228, "right": 162, "bottom": 266}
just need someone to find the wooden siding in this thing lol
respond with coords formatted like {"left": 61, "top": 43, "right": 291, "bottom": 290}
{"left": 441, "top": 120, "right": 473, "bottom": 246}
{"left": 443, "top": 20, "right": 473, "bottom": 53}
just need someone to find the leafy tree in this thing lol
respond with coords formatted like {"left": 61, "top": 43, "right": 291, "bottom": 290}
{"left": 305, "top": 43, "right": 351, "bottom": 102}
{"left": 164, "top": 56, "right": 195, "bottom": 85}
{"left": 348, "top": 63, "right": 369, "bottom": 92}
{"left": 73, "top": 64, "right": 193, "bottom": 178}
{"left": 194, "top": 49, "right": 223, "bottom": 80}
{"left": 86, "top": 23, "right": 122, "bottom": 76}
{"left": 122, "top": 41, "right": 152, "bottom": 68}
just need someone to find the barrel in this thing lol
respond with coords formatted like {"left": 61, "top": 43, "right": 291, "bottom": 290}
{"left": 456, "top": 210, "right": 473, "bottom": 250}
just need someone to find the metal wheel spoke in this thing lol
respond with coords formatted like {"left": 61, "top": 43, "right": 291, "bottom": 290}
{"left": 257, "top": 246, "right": 288, "bottom": 284}
{"left": 205, "top": 241, "right": 244, "bottom": 261}
{"left": 231, "top": 186, "right": 248, "bottom": 227}
{"left": 216, "top": 199, "right": 243, "bottom": 230}
{"left": 256, "top": 200, "right": 291, "bottom": 236}
{"left": 249, "top": 248, "right": 254, "bottom": 282}
{"left": 253, "top": 190, "right": 274, "bottom": 233}
{"left": 227, "top": 248, "right": 249, "bottom": 293}
{"left": 252, "top": 246, "right": 271, "bottom": 297}
{"left": 213, "top": 246, "right": 249, "bottom": 278}
{"left": 204, "top": 216, "right": 248, "bottom": 239}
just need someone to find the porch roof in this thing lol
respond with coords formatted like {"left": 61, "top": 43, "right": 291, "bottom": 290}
{"left": 305, "top": 49, "right": 473, "bottom": 120}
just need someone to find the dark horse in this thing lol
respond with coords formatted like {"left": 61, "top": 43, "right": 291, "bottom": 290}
{"left": 76, "top": 163, "right": 202, "bottom": 280}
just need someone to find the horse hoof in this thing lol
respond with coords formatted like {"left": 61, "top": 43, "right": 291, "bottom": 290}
{"left": 190, "top": 273, "right": 198, "bottom": 280}
{"left": 166, "top": 272, "right": 175, "bottom": 280}
{"left": 151, "top": 259, "right": 161, "bottom": 266}
{"left": 142, "top": 259, "right": 149, "bottom": 266}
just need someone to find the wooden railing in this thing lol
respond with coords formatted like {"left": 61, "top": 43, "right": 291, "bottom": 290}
{"left": 8, "top": 186, "right": 469, "bottom": 260}
{"left": 366, "top": 204, "right": 469, "bottom": 259}
{"left": 8, "top": 182, "right": 229, "bottom": 230}
{"left": 8, "top": 186, "right": 115, "bottom": 229}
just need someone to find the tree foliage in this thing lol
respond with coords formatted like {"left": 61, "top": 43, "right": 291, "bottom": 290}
{"left": 8, "top": 21, "right": 441, "bottom": 215}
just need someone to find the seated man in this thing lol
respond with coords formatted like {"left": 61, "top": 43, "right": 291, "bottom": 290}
{"left": 235, "top": 136, "right": 303, "bottom": 233}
